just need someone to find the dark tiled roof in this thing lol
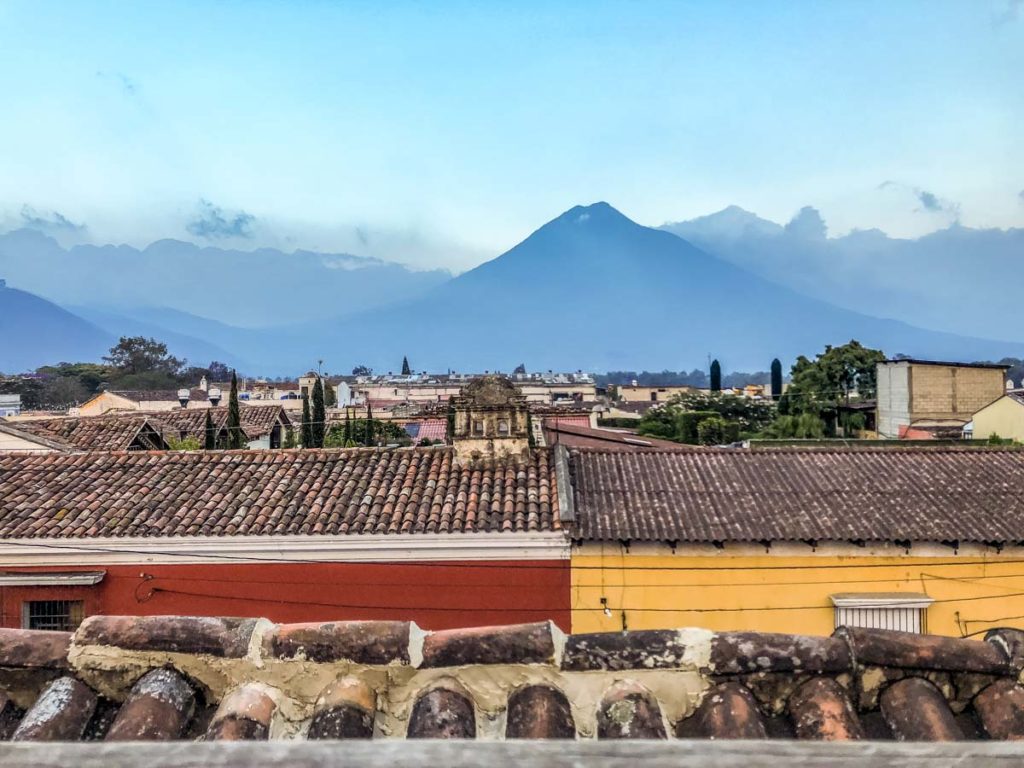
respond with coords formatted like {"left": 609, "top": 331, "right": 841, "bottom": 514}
{"left": 7, "top": 415, "right": 165, "bottom": 452}
{"left": 543, "top": 420, "right": 691, "bottom": 451}
{"left": 149, "top": 404, "right": 289, "bottom": 441}
{"left": 107, "top": 388, "right": 210, "bottom": 403}
{"left": 570, "top": 447, "right": 1024, "bottom": 543}
{"left": 1, "top": 616, "right": 1024, "bottom": 743}
{"left": 1006, "top": 390, "right": 1024, "bottom": 406}
{"left": 0, "top": 447, "right": 559, "bottom": 538}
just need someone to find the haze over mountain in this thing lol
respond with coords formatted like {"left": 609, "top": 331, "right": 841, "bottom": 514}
{"left": 662, "top": 208, "right": 1024, "bottom": 343}
{"left": 0, "top": 229, "right": 450, "bottom": 327}
{"left": 0, "top": 283, "right": 112, "bottom": 372}
{"left": 3, "top": 203, "right": 1023, "bottom": 375}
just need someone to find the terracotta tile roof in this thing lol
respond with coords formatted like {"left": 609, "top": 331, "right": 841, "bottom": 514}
{"left": 149, "top": 404, "right": 290, "bottom": 441}
{"left": 403, "top": 418, "right": 448, "bottom": 443}
{"left": 1, "top": 616, "right": 1024, "bottom": 745}
{"left": 569, "top": 446, "right": 1024, "bottom": 544}
{"left": 0, "top": 447, "right": 560, "bottom": 538}
{"left": 6, "top": 415, "right": 167, "bottom": 452}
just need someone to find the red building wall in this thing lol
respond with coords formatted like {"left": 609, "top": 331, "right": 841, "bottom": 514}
{"left": 0, "top": 560, "right": 571, "bottom": 632}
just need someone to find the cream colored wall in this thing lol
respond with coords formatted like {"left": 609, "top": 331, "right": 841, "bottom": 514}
{"left": 619, "top": 386, "right": 695, "bottom": 403}
{"left": 0, "top": 432, "right": 57, "bottom": 452}
{"left": 973, "top": 396, "right": 1024, "bottom": 443}
{"left": 910, "top": 364, "right": 1005, "bottom": 421}
{"left": 572, "top": 541, "right": 1024, "bottom": 637}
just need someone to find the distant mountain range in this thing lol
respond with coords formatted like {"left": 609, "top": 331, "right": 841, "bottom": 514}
{"left": 0, "top": 228, "right": 450, "bottom": 327}
{"left": 2, "top": 203, "right": 1022, "bottom": 375}
{"left": 662, "top": 206, "right": 1024, "bottom": 343}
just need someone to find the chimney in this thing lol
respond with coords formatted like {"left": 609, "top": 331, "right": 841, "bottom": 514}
{"left": 176, "top": 389, "right": 191, "bottom": 409}
{"left": 208, "top": 388, "right": 222, "bottom": 407}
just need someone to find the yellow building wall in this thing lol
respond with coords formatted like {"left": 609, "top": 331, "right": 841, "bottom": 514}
{"left": 571, "top": 542, "right": 1024, "bottom": 637}
{"left": 973, "top": 397, "right": 1024, "bottom": 443}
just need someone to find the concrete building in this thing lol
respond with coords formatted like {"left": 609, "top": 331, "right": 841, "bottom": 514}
{"left": 0, "top": 394, "right": 21, "bottom": 418}
{"left": 875, "top": 359, "right": 1009, "bottom": 439}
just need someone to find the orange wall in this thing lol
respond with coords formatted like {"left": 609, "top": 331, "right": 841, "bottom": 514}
{"left": 0, "top": 560, "right": 571, "bottom": 632}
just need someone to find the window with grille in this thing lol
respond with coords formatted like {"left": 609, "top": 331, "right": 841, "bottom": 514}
{"left": 831, "top": 593, "right": 933, "bottom": 634}
{"left": 22, "top": 600, "right": 85, "bottom": 631}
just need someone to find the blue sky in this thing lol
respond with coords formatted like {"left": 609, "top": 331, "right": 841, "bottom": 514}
{"left": 0, "top": 0, "right": 1021, "bottom": 269}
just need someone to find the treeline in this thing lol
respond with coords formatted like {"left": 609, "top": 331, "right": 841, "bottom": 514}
{"left": 0, "top": 336, "right": 233, "bottom": 411}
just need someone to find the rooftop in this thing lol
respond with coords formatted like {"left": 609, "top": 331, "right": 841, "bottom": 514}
{"left": 881, "top": 359, "right": 1011, "bottom": 370}
{"left": 0, "top": 447, "right": 560, "bottom": 538}
{"left": 569, "top": 446, "right": 1024, "bottom": 544}
{"left": 1, "top": 414, "right": 166, "bottom": 452}
{"left": 0, "top": 615, "right": 1022, "bottom": 747}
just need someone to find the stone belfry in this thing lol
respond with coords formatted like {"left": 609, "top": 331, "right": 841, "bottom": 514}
{"left": 450, "top": 375, "right": 530, "bottom": 461}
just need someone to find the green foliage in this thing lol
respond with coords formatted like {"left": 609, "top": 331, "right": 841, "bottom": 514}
{"left": 762, "top": 413, "right": 827, "bottom": 439}
{"left": 343, "top": 410, "right": 352, "bottom": 444}
{"left": 352, "top": 365, "right": 372, "bottom": 376}
{"left": 204, "top": 410, "right": 217, "bottom": 450}
{"left": 446, "top": 399, "right": 456, "bottom": 445}
{"left": 365, "top": 403, "right": 375, "bottom": 446}
{"left": 696, "top": 415, "right": 733, "bottom": 445}
{"left": 770, "top": 358, "right": 783, "bottom": 401}
{"left": 311, "top": 377, "right": 326, "bottom": 448}
{"left": 401, "top": 356, "right": 412, "bottom": 376}
{"left": 104, "top": 336, "right": 183, "bottom": 376}
{"left": 636, "top": 391, "right": 774, "bottom": 445}
{"left": 770, "top": 340, "right": 885, "bottom": 438}
{"left": 710, "top": 359, "right": 722, "bottom": 392}
{"left": 987, "top": 432, "right": 1020, "bottom": 446}
{"left": 167, "top": 435, "right": 203, "bottom": 451}
{"left": 301, "top": 395, "right": 313, "bottom": 448}
{"left": 597, "top": 417, "right": 640, "bottom": 428}
{"left": 323, "top": 379, "right": 337, "bottom": 408}
{"left": 325, "top": 419, "right": 409, "bottom": 447}
{"left": 283, "top": 428, "right": 298, "bottom": 449}
{"left": 227, "top": 371, "right": 245, "bottom": 449}
{"left": 527, "top": 412, "right": 536, "bottom": 448}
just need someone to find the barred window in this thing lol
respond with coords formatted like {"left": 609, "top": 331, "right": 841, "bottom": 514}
{"left": 831, "top": 593, "right": 933, "bottom": 634}
{"left": 22, "top": 600, "right": 85, "bottom": 631}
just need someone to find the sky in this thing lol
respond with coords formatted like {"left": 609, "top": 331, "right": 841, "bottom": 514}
{"left": 0, "top": 0, "right": 1021, "bottom": 270}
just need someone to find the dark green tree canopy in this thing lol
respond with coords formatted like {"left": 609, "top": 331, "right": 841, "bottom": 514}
{"left": 104, "top": 336, "right": 183, "bottom": 376}
{"left": 227, "top": 370, "right": 245, "bottom": 449}
{"left": 401, "top": 356, "right": 412, "bottom": 376}
{"left": 311, "top": 377, "right": 326, "bottom": 448}
{"left": 301, "top": 394, "right": 313, "bottom": 448}
{"left": 770, "top": 358, "right": 783, "bottom": 401}
{"left": 710, "top": 359, "right": 722, "bottom": 392}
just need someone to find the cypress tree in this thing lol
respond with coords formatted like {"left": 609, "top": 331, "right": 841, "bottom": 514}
{"left": 323, "top": 378, "right": 336, "bottom": 407}
{"left": 227, "top": 371, "right": 245, "bottom": 448}
{"left": 204, "top": 409, "right": 216, "bottom": 450}
{"left": 312, "top": 377, "right": 326, "bottom": 448}
{"left": 446, "top": 398, "right": 456, "bottom": 444}
{"left": 365, "top": 403, "right": 374, "bottom": 446}
{"left": 301, "top": 394, "right": 313, "bottom": 448}
{"left": 401, "top": 356, "right": 411, "bottom": 375}
{"left": 343, "top": 409, "right": 352, "bottom": 446}
{"left": 710, "top": 359, "right": 722, "bottom": 393}
{"left": 770, "top": 358, "right": 783, "bottom": 401}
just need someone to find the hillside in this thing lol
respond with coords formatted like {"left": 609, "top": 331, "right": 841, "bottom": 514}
{"left": 0, "top": 283, "right": 113, "bottom": 372}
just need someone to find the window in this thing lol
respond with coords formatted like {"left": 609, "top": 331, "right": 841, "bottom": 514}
{"left": 831, "top": 593, "right": 933, "bottom": 634}
{"left": 497, "top": 420, "right": 509, "bottom": 436}
{"left": 473, "top": 420, "right": 485, "bottom": 436}
{"left": 650, "top": 392, "right": 658, "bottom": 401}
{"left": 22, "top": 600, "right": 85, "bottom": 631}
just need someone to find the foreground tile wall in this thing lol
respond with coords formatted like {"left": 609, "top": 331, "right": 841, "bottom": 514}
{"left": 1, "top": 616, "right": 1024, "bottom": 741}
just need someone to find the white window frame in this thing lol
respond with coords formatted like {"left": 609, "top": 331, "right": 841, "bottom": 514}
{"left": 830, "top": 593, "right": 934, "bottom": 634}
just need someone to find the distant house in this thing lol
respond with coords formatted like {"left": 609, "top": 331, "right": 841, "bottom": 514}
{"left": 0, "top": 421, "right": 75, "bottom": 453}
{"left": 876, "top": 359, "right": 1009, "bottom": 439}
{"left": 0, "top": 394, "right": 21, "bottom": 418}
{"left": 1, "top": 414, "right": 169, "bottom": 452}
{"left": 618, "top": 384, "right": 698, "bottom": 403}
{"left": 150, "top": 404, "right": 292, "bottom": 449}
{"left": 971, "top": 390, "right": 1024, "bottom": 443}
{"left": 76, "top": 388, "right": 215, "bottom": 416}
{"left": 403, "top": 418, "right": 448, "bottom": 444}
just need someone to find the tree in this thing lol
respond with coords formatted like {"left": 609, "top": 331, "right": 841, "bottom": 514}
{"left": 323, "top": 378, "right": 337, "bottom": 408}
{"left": 352, "top": 365, "right": 372, "bottom": 376}
{"left": 326, "top": 419, "right": 409, "bottom": 448}
{"left": 401, "top": 356, "right": 412, "bottom": 376}
{"left": 768, "top": 340, "right": 885, "bottom": 437}
{"left": 365, "top": 403, "right": 375, "bottom": 446}
{"left": 710, "top": 359, "right": 722, "bottom": 392}
{"left": 636, "top": 391, "right": 776, "bottom": 445}
{"left": 311, "top": 377, "right": 326, "bottom": 448}
{"left": 771, "top": 358, "right": 783, "bottom": 401}
{"left": 301, "top": 395, "right": 313, "bottom": 448}
{"left": 227, "top": 371, "right": 245, "bottom": 449}
{"left": 696, "top": 416, "right": 729, "bottom": 446}
{"left": 343, "top": 409, "right": 352, "bottom": 445}
{"left": 204, "top": 410, "right": 217, "bottom": 450}
{"left": 104, "top": 337, "right": 183, "bottom": 376}
{"left": 513, "top": 363, "right": 527, "bottom": 375}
